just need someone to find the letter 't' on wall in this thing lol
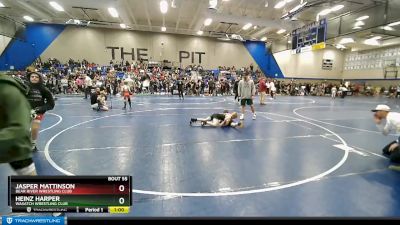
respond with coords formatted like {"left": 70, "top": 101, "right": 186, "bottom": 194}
{"left": 106, "top": 47, "right": 119, "bottom": 60}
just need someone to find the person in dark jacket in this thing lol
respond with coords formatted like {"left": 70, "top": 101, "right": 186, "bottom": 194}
{"left": 26, "top": 72, "right": 55, "bottom": 152}
{"left": 208, "top": 79, "right": 215, "bottom": 96}
{"left": 176, "top": 77, "right": 184, "bottom": 100}
{"left": 233, "top": 78, "right": 240, "bottom": 103}
{"left": 0, "top": 74, "right": 37, "bottom": 175}
{"left": 90, "top": 88, "right": 101, "bottom": 110}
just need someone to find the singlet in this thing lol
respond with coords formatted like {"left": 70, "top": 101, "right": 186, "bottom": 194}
{"left": 211, "top": 113, "right": 233, "bottom": 126}
{"left": 122, "top": 85, "right": 131, "bottom": 96}
{"left": 211, "top": 113, "right": 225, "bottom": 121}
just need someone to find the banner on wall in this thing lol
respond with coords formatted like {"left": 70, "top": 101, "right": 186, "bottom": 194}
{"left": 291, "top": 42, "right": 326, "bottom": 54}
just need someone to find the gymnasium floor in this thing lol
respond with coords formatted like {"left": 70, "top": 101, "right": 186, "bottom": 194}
{"left": 1, "top": 94, "right": 400, "bottom": 217}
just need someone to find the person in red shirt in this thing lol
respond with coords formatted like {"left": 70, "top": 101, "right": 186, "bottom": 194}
{"left": 258, "top": 77, "right": 267, "bottom": 105}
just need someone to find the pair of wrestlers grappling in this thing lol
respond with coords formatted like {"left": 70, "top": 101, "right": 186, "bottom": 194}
{"left": 190, "top": 110, "right": 243, "bottom": 128}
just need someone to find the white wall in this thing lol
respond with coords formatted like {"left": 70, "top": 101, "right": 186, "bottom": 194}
{"left": 273, "top": 47, "right": 345, "bottom": 79}
{"left": 0, "top": 35, "right": 11, "bottom": 56}
{"left": 41, "top": 26, "right": 257, "bottom": 69}
{"left": 271, "top": 39, "right": 289, "bottom": 53}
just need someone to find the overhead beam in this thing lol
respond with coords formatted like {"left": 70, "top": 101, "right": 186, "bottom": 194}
{"left": 115, "top": 0, "right": 137, "bottom": 29}
{"left": 189, "top": 0, "right": 206, "bottom": 30}
{"left": 175, "top": 0, "right": 184, "bottom": 32}
{"left": 95, "top": 9, "right": 107, "bottom": 22}
{"left": 256, "top": 0, "right": 266, "bottom": 18}
{"left": 252, "top": 27, "right": 270, "bottom": 39}
{"left": 234, "top": 0, "right": 249, "bottom": 34}
{"left": 121, "top": 0, "right": 138, "bottom": 29}
{"left": 192, "top": 0, "right": 217, "bottom": 33}
{"left": 143, "top": 0, "right": 152, "bottom": 31}
{"left": 237, "top": 0, "right": 247, "bottom": 16}
{"left": 35, "top": 1, "right": 58, "bottom": 18}
{"left": 213, "top": 23, "right": 223, "bottom": 33}
{"left": 10, "top": 0, "right": 53, "bottom": 22}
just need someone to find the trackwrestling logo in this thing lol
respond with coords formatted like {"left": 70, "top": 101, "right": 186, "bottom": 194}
{"left": 2, "top": 217, "right": 64, "bottom": 225}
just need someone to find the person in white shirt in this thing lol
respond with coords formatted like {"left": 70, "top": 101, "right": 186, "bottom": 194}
{"left": 83, "top": 74, "right": 93, "bottom": 99}
{"left": 60, "top": 77, "right": 68, "bottom": 94}
{"left": 338, "top": 85, "right": 348, "bottom": 98}
{"left": 124, "top": 75, "right": 135, "bottom": 88}
{"left": 269, "top": 80, "right": 276, "bottom": 99}
{"left": 331, "top": 86, "right": 337, "bottom": 99}
{"left": 372, "top": 104, "right": 400, "bottom": 171}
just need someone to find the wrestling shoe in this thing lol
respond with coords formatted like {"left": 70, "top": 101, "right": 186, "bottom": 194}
{"left": 32, "top": 145, "right": 38, "bottom": 152}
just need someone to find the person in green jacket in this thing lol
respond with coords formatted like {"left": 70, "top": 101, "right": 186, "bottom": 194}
{"left": 0, "top": 74, "right": 37, "bottom": 175}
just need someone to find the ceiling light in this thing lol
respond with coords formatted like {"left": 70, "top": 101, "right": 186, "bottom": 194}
{"left": 204, "top": 18, "right": 213, "bottom": 26}
{"left": 289, "top": 1, "right": 307, "bottom": 13}
{"left": 161, "top": 26, "right": 166, "bottom": 32}
{"left": 261, "top": 37, "right": 267, "bottom": 41}
{"left": 108, "top": 7, "right": 119, "bottom": 18}
{"left": 160, "top": 0, "right": 168, "bottom": 14}
{"left": 0, "top": 2, "right": 4, "bottom": 7}
{"left": 371, "top": 36, "right": 382, "bottom": 40}
{"left": 388, "top": 21, "right": 400, "bottom": 27}
{"left": 336, "top": 44, "right": 346, "bottom": 49}
{"left": 242, "top": 23, "right": 252, "bottom": 30}
{"left": 339, "top": 37, "right": 354, "bottom": 44}
{"left": 382, "top": 26, "right": 395, "bottom": 31}
{"left": 319, "top": 8, "right": 332, "bottom": 16}
{"left": 356, "top": 15, "right": 369, "bottom": 21}
{"left": 276, "top": 29, "right": 286, "bottom": 34}
{"left": 265, "top": 0, "right": 268, "bottom": 7}
{"left": 23, "top": 16, "right": 34, "bottom": 22}
{"left": 209, "top": 0, "right": 218, "bottom": 9}
{"left": 73, "top": 19, "right": 81, "bottom": 24}
{"left": 286, "top": 0, "right": 295, "bottom": 2}
{"left": 120, "top": 23, "right": 126, "bottom": 29}
{"left": 171, "top": 0, "right": 177, "bottom": 8}
{"left": 218, "top": 37, "right": 231, "bottom": 41}
{"left": 49, "top": 1, "right": 64, "bottom": 12}
{"left": 354, "top": 21, "right": 365, "bottom": 27}
{"left": 253, "top": 26, "right": 258, "bottom": 29}
{"left": 197, "top": 30, "right": 204, "bottom": 35}
{"left": 331, "top": 4, "right": 344, "bottom": 11}
{"left": 364, "top": 38, "right": 381, "bottom": 46}
{"left": 274, "top": 0, "right": 286, "bottom": 9}
{"left": 353, "top": 26, "right": 362, "bottom": 29}
{"left": 230, "top": 34, "right": 244, "bottom": 41}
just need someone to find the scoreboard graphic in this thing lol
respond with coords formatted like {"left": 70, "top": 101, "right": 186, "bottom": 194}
{"left": 291, "top": 18, "right": 327, "bottom": 54}
{"left": 8, "top": 176, "right": 132, "bottom": 214}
